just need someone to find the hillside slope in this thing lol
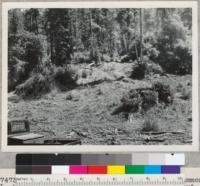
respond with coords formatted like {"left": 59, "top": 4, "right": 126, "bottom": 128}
{"left": 8, "top": 62, "right": 192, "bottom": 145}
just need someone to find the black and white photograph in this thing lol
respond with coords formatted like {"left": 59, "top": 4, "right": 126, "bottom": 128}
{"left": 1, "top": 1, "right": 199, "bottom": 152}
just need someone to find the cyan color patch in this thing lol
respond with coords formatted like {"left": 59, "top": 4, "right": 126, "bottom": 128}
{"left": 144, "top": 165, "right": 161, "bottom": 174}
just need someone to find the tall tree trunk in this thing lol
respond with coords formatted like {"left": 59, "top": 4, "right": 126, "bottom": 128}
{"left": 134, "top": 10, "right": 138, "bottom": 61}
{"left": 50, "top": 32, "right": 54, "bottom": 64}
{"left": 75, "top": 10, "right": 78, "bottom": 43}
{"left": 35, "top": 16, "right": 39, "bottom": 34}
{"left": 139, "top": 8, "right": 143, "bottom": 63}
{"left": 90, "top": 10, "right": 99, "bottom": 64}
{"left": 90, "top": 11, "right": 94, "bottom": 53}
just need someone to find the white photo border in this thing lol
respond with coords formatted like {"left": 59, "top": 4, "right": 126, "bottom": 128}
{"left": 1, "top": 1, "right": 199, "bottom": 152}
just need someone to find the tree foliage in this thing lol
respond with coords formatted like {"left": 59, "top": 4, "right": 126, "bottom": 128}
{"left": 155, "top": 14, "right": 192, "bottom": 74}
{"left": 8, "top": 8, "right": 192, "bottom": 94}
{"left": 44, "top": 9, "right": 73, "bottom": 65}
{"left": 8, "top": 31, "right": 44, "bottom": 91}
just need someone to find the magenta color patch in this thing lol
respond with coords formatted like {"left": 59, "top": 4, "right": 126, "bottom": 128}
{"left": 69, "top": 165, "right": 88, "bottom": 174}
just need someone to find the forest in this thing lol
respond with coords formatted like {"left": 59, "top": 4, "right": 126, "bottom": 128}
{"left": 8, "top": 8, "right": 193, "bottom": 145}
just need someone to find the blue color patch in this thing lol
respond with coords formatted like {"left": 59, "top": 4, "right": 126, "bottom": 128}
{"left": 144, "top": 165, "right": 161, "bottom": 174}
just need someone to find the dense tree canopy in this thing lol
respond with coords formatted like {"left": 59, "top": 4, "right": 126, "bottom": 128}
{"left": 8, "top": 8, "right": 192, "bottom": 92}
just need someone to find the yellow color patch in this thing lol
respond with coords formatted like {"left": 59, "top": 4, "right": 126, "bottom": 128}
{"left": 107, "top": 165, "right": 125, "bottom": 174}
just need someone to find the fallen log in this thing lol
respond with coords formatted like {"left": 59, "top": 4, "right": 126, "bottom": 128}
{"left": 141, "top": 131, "right": 165, "bottom": 135}
{"left": 141, "top": 131, "right": 185, "bottom": 135}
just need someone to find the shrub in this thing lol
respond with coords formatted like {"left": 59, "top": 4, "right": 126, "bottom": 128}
{"left": 112, "top": 88, "right": 158, "bottom": 115}
{"left": 15, "top": 73, "right": 51, "bottom": 99}
{"left": 120, "top": 54, "right": 131, "bottom": 63}
{"left": 15, "top": 64, "right": 77, "bottom": 98}
{"left": 53, "top": 66, "right": 77, "bottom": 91}
{"left": 146, "top": 47, "right": 160, "bottom": 60}
{"left": 112, "top": 90, "right": 140, "bottom": 115}
{"left": 66, "top": 93, "right": 73, "bottom": 100}
{"left": 81, "top": 70, "right": 87, "bottom": 78}
{"left": 141, "top": 116, "right": 159, "bottom": 132}
{"left": 176, "top": 83, "right": 184, "bottom": 92}
{"left": 156, "top": 41, "right": 192, "bottom": 75}
{"left": 173, "top": 42, "right": 192, "bottom": 75}
{"left": 130, "top": 62, "right": 146, "bottom": 80}
{"left": 180, "top": 87, "right": 191, "bottom": 100}
{"left": 152, "top": 81, "right": 173, "bottom": 104}
{"left": 102, "top": 54, "right": 111, "bottom": 62}
{"left": 72, "top": 51, "right": 90, "bottom": 64}
{"left": 8, "top": 57, "right": 27, "bottom": 92}
{"left": 120, "top": 90, "right": 141, "bottom": 112}
{"left": 78, "top": 69, "right": 92, "bottom": 79}
{"left": 176, "top": 83, "right": 191, "bottom": 100}
{"left": 137, "top": 88, "right": 158, "bottom": 112}
{"left": 145, "top": 61, "right": 164, "bottom": 76}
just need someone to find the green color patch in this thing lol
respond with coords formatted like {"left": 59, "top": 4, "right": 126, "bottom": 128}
{"left": 125, "top": 165, "right": 144, "bottom": 174}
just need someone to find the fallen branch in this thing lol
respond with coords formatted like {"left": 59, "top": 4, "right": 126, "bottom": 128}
{"left": 116, "top": 76, "right": 124, "bottom": 81}
{"left": 72, "top": 129, "right": 88, "bottom": 137}
{"left": 141, "top": 131, "right": 166, "bottom": 135}
{"left": 170, "top": 131, "right": 185, "bottom": 135}
{"left": 181, "top": 140, "right": 192, "bottom": 143}
{"left": 145, "top": 138, "right": 165, "bottom": 143}
{"left": 132, "top": 138, "right": 165, "bottom": 143}
{"left": 141, "top": 131, "right": 185, "bottom": 135}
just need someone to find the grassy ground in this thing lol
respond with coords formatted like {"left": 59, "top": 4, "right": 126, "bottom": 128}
{"left": 8, "top": 62, "right": 192, "bottom": 145}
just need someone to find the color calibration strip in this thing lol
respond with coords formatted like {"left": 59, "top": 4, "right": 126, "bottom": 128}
{"left": 16, "top": 165, "right": 180, "bottom": 174}
{"left": 16, "top": 153, "right": 185, "bottom": 166}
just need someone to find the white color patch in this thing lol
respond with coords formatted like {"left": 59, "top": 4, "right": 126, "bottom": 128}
{"left": 165, "top": 154, "right": 185, "bottom": 165}
{"left": 51, "top": 166, "right": 69, "bottom": 174}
